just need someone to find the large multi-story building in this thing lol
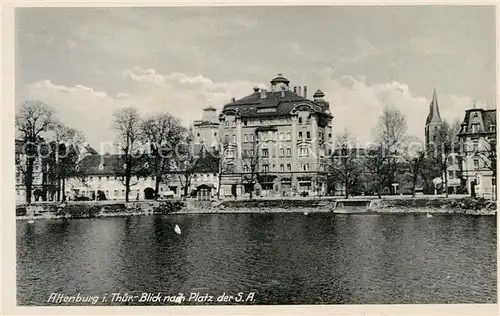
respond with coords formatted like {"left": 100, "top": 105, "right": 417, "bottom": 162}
{"left": 217, "top": 74, "right": 334, "bottom": 198}
{"left": 457, "top": 107, "right": 496, "bottom": 199}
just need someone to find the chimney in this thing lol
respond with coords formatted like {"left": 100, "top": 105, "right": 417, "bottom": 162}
{"left": 293, "top": 86, "right": 297, "bottom": 94}
{"left": 231, "top": 97, "right": 236, "bottom": 102}
{"left": 260, "top": 89, "right": 267, "bottom": 99}
{"left": 297, "top": 86, "right": 302, "bottom": 96}
{"left": 253, "top": 87, "right": 260, "bottom": 93}
{"left": 303, "top": 86, "right": 307, "bottom": 98}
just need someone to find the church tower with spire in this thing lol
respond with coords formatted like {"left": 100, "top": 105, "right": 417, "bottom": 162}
{"left": 425, "top": 89, "right": 443, "bottom": 146}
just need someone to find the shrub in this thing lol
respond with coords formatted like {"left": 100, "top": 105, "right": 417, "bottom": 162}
{"left": 16, "top": 207, "right": 27, "bottom": 216}
{"left": 154, "top": 200, "right": 185, "bottom": 215}
{"left": 63, "top": 204, "right": 101, "bottom": 218}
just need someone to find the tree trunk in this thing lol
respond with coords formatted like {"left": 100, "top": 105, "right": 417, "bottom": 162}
{"left": 25, "top": 158, "right": 34, "bottom": 204}
{"left": 412, "top": 173, "right": 417, "bottom": 198}
{"left": 344, "top": 178, "right": 349, "bottom": 199}
{"left": 154, "top": 174, "right": 161, "bottom": 200}
{"left": 125, "top": 175, "right": 130, "bottom": 202}
{"left": 62, "top": 177, "right": 66, "bottom": 201}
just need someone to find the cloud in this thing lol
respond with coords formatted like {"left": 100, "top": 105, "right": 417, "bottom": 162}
{"left": 19, "top": 69, "right": 266, "bottom": 149}
{"left": 317, "top": 74, "right": 477, "bottom": 144}
{"left": 410, "top": 37, "right": 455, "bottom": 56}
{"left": 19, "top": 68, "right": 484, "bottom": 151}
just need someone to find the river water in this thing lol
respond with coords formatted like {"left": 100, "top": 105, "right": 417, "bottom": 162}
{"left": 16, "top": 213, "right": 496, "bottom": 305}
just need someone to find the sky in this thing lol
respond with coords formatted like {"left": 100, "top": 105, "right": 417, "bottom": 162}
{"left": 15, "top": 6, "right": 497, "bottom": 149}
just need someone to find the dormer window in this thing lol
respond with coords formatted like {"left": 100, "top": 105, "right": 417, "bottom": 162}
{"left": 471, "top": 123, "right": 480, "bottom": 133}
{"left": 144, "top": 162, "right": 149, "bottom": 168}
{"left": 489, "top": 125, "right": 496, "bottom": 132}
{"left": 123, "top": 163, "right": 127, "bottom": 169}
{"left": 75, "top": 165, "right": 80, "bottom": 171}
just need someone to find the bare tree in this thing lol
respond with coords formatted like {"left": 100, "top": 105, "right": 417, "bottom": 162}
{"left": 430, "top": 120, "right": 461, "bottom": 197}
{"left": 330, "top": 129, "right": 359, "bottom": 199}
{"left": 50, "top": 122, "right": 85, "bottom": 201}
{"left": 402, "top": 137, "right": 427, "bottom": 197}
{"left": 15, "top": 100, "right": 56, "bottom": 204}
{"left": 240, "top": 134, "right": 261, "bottom": 199}
{"left": 374, "top": 107, "right": 408, "bottom": 194}
{"left": 113, "top": 107, "right": 143, "bottom": 202}
{"left": 141, "top": 113, "right": 186, "bottom": 199}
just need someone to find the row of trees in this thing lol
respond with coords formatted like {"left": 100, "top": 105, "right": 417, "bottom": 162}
{"left": 16, "top": 100, "right": 86, "bottom": 204}
{"left": 329, "top": 107, "right": 464, "bottom": 198}
{"left": 15, "top": 100, "right": 218, "bottom": 204}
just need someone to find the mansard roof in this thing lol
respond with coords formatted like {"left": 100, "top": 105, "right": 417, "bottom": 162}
{"left": 221, "top": 90, "right": 332, "bottom": 119}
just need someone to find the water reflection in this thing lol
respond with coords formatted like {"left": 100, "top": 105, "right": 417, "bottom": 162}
{"left": 17, "top": 213, "right": 497, "bottom": 305}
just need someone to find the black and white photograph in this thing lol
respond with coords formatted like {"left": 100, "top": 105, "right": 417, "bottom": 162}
{"left": 3, "top": 2, "right": 498, "bottom": 315}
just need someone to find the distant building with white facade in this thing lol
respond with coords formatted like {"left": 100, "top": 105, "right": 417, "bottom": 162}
{"left": 457, "top": 107, "right": 496, "bottom": 199}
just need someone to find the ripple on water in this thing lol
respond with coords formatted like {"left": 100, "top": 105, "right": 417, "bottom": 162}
{"left": 16, "top": 213, "right": 497, "bottom": 305}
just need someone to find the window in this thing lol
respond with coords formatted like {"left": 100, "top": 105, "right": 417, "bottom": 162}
{"left": 471, "top": 123, "right": 480, "bottom": 133}
{"left": 272, "top": 164, "right": 276, "bottom": 171}
{"left": 98, "top": 164, "right": 104, "bottom": 170}
{"left": 243, "top": 149, "right": 248, "bottom": 157}
{"left": 301, "top": 163, "right": 310, "bottom": 171}
{"left": 98, "top": 176, "right": 102, "bottom": 181}
{"left": 243, "top": 165, "right": 249, "bottom": 172}
{"left": 298, "top": 132, "right": 303, "bottom": 139}
{"left": 280, "top": 148, "right": 285, "bottom": 157}
{"left": 286, "top": 132, "right": 291, "bottom": 141}
{"left": 249, "top": 149, "right": 254, "bottom": 156}
{"left": 287, "top": 164, "right": 292, "bottom": 171}
{"left": 226, "top": 149, "right": 235, "bottom": 158}
{"left": 473, "top": 159, "right": 480, "bottom": 170}
{"left": 280, "top": 164, "right": 284, "bottom": 172}
{"left": 306, "top": 131, "right": 311, "bottom": 139}
{"left": 121, "top": 190, "right": 125, "bottom": 196}
{"left": 123, "top": 163, "right": 127, "bottom": 169}
{"left": 106, "top": 176, "right": 110, "bottom": 181}
{"left": 328, "top": 133, "right": 332, "bottom": 139}
{"left": 249, "top": 134, "right": 254, "bottom": 142}
{"left": 225, "top": 135, "right": 229, "bottom": 143}
{"left": 490, "top": 125, "right": 496, "bottom": 132}
{"left": 244, "top": 134, "right": 248, "bottom": 143}
{"left": 448, "top": 170, "right": 454, "bottom": 179}
{"left": 214, "top": 132, "right": 217, "bottom": 136}
{"left": 232, "top": 135, "right": 236, "bottom": 142}
{"left": 262, "top": 148, "right": 269, "bottom": 157}
{"left": 279, "top": 133, "right": 284, "bottom": 141}
{"left": 472, "top": 141, "right": 479, "bottom": 152}
{"left": 298, "top": 117, "right": 302, "bottom": 124}
{"left": 89, "top": 176, "right": 93, "bottom": 181}
{"left": 263, "top": 164, "right": 269, "bottom": 172}
{"left": 105, "top": 190, "right": 109, "bottom": 197}
{"left": 286, "top": 148, "right": 291, "bottom": 156}
{"left": 299, "top": 147, "right": 310, "bottom": 157}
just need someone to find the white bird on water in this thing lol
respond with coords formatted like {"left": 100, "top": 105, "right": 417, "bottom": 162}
{"left": 174, "top": 224, "right": 182, "bottom": 235}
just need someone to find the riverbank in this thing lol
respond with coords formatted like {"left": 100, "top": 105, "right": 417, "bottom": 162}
{"left": 15, "top": 196, "right": 496, "bottom": 220}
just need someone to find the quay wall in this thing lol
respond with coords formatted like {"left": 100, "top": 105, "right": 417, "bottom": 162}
{"left": 15, "top": 196, "right": 497, "bottom": 220}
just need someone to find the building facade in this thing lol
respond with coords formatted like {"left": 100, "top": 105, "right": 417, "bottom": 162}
{"left": 193, "top": 106, "right": 220, "bottom": 151}
{"left": 457, "top": 107, "right": 496, "bottom": 199}
{"left": 218, "top": 74, "right": 334, "bottom": 198}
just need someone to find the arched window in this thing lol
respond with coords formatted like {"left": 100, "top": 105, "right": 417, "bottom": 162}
{"left": 98, "top": 164, "right": 104, "bottom": 170}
